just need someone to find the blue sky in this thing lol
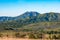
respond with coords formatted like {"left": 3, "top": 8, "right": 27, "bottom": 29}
{"left": 0, "top": 0, "right": 60, "bottom": 16}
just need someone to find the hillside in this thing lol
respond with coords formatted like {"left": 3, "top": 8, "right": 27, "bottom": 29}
{"left": 0, "top": 12, "right": 60, "bottom": 32}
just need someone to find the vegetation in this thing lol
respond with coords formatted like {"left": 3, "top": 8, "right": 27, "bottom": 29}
{"left": 0, "top": 12, "right": 60, "bottom": 39}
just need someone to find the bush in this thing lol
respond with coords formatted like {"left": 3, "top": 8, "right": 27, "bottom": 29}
{"left": 52, "top": 35, "right": 58, "bottom": 39}
{"left": 28, "top": 33, "right": 36, "bottom": 39}
{"left": 15, "top": 33, "right": 21, "bottom": 38}
{"left": 15, "top": 33, "right": 26, "bottom": 38}
{"left": 0, "top": 33, "right": 3, "bottom": 37}
{"left": 36, "top": 34, "right": 43, "bottom": 39}
{"left": 56, "top": 35, "right": 60, "bottom": 39}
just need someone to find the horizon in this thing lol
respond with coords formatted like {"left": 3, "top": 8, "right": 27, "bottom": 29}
{"left": 0, "top": 11, "right": 60, "bottom": 17}
{"left": 0, "top": 0, "right": 60, "bottom": 17}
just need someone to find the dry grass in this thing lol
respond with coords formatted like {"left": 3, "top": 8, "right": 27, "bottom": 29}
{"left": 0, "top": 37, "right": 59, "bottom": 40}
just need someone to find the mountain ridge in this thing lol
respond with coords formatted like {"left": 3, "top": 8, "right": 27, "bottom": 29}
{"left": 0, "top": 11, "right": 60, "bottom": 22}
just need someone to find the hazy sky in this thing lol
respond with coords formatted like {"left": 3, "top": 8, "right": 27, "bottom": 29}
{"left": 0, "top": 0, "right": 60, "bottom": 16}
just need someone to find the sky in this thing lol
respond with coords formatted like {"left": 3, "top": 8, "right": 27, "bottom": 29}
{"left": 0, "top": 0, "right": 60, "bottom": 17}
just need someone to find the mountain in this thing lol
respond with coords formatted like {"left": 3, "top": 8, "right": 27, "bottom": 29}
{"left": 0, "top": 12, "right": 60, "bottom": 24}
{"left": 0, "top": 12, "right": 40, "bottom": 22}
{"left": 15, "top": 12, "right": 40, "bottom": 20}
{"left": 0, "top": 12, "right": 60, "bottom": 31}
{"left": 0, "top": 12, "right": 60, "bottom": 22}
{"left": 0, "top": 16, "right": 15, "bottom": 22}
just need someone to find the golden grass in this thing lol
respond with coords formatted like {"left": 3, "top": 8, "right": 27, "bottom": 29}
{"left": 0, "top": 37, "right": 59, "bottom": 40}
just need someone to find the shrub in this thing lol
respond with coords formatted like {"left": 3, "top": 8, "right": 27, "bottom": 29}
{"left": 36, "top": 34, "right": 43, "bottom": 39}
{"left": 52, "top": 35, "right": 58, "bottom": 39}
{"left": 28, "top": 33, "right": 36, "bottom": 39}
{"left": 15, "top": 32, "right": 26, "bottom": 38}
{"left": 0, "top": 33, "right": 3, "bottom": 37}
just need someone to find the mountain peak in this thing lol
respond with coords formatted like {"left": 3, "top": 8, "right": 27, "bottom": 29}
{"left": 23, "top": 11, "right": 40, "bottom": 16}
